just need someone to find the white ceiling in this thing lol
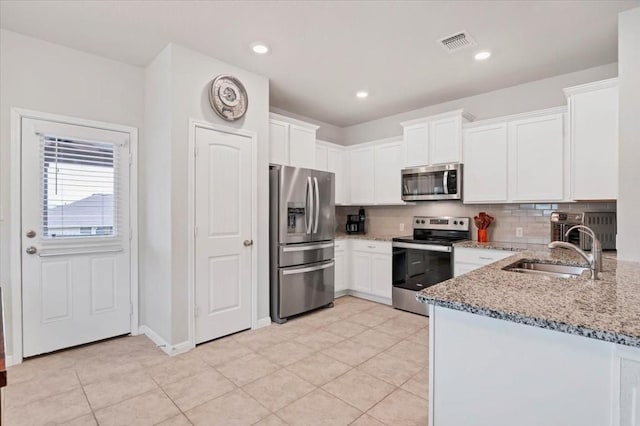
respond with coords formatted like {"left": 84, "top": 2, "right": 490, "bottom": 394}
{"left": 1, "top": 0, "right": 638, "bottom": 127}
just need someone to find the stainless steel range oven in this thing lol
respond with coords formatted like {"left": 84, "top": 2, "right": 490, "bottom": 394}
{"left": 392, "top": 216, "right": 470, "bottom": 316}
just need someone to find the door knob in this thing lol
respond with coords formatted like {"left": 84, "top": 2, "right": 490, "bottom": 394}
{"left": 243, "top": 240, "right": 254, "bottom": 247}
{"left": 26, "top": 230, "right": 36, "bottom": 238}
{"left": 26, "top": 246, "right": 37, "bottom": 255}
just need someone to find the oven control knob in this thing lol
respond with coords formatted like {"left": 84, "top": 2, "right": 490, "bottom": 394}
{"left": 453, "top": 221, "right": 458, "bottom": 225}
{"left": 420, "top": 220, "right": 425, "bottom": 224}
{"left": 415, "top": 219, "right": 419, "bottom": 224}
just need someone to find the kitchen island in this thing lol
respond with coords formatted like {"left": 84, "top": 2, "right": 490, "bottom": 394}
{"left": 418, "top": 245, "right": 640, "bottom": 426}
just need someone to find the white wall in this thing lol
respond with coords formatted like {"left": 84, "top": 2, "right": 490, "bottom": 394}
{"left": 617, "top": 7, "right": 640, "bottom": 262}
{"left": 140, "top": 47, "right": 174, "bottom": 342}
{"left": 0, "top": 29, "right": 144, "bottom": 357}
{"left": 270, "top": 106, "right": 344, "bottom": 144}
{"left": 341, "top": 63, "right": 618, "bottom": 145}
{"left": 141, "top": 44, "right": 270, "bottom": 346}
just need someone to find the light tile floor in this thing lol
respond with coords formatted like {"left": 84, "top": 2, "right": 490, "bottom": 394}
{"left": 6, "top": 296, "right": 429, "bottom": 425}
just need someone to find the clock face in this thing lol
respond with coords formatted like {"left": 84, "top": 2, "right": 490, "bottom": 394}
{"left": 209, "top": 75, "right": 248, "bottom": 121}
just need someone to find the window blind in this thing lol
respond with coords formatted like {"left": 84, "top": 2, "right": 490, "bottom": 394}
{"left": 41, "top": 136, "right": 121, "bottom": 239}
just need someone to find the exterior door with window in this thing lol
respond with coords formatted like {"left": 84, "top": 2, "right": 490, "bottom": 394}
{"left": 21, "top": 118, "right": 131, "bottom": 357}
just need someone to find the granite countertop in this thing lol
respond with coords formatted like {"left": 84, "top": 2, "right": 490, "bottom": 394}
{"left": 417, "top": 246, "right": 640, "bottom": 348}
{"left": 335, "top": 233, "right": 397, "bottom": 242}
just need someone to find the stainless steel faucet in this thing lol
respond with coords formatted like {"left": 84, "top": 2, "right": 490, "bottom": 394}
{"left": 547, "top": 225, "right": 602, "bottom": 280}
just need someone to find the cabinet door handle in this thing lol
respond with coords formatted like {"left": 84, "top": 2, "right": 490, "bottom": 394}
{"left": 478, "top": 256, "right": 494, "bottom": 261}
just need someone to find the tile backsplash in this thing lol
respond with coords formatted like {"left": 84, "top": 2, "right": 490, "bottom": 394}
{"left": 336, "top": 201, "right": 616, "bottom": 244}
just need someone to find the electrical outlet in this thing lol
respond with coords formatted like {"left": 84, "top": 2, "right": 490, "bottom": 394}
{"left": 399, "top": 223, "right": 405, "bottom": 232}
{"left": 516, "top": 227, "right": 524, "bottom": 238}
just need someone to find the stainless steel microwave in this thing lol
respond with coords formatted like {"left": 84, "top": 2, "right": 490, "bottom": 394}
{"left": 401, "top": 163, "right": 462, "bottom": 201}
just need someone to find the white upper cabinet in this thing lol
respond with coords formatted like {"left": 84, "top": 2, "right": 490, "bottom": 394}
{"left": 403, "top": 123, "right": 429, "bottom": 167}
{"left": 463, "top": 107, "right": 567, "bottom": 204}
{"left": 564, "top": 78, "right": 619, "bottom": 200}
{"left": 327, "top": 147, "right": 348, "bottom": 205}
{"left": 401, "top": 110, "right": 473, "bottom": 168}
{"left": 269, "top": 113, "right": 319, "bottom": 168}
{"left": 430, "top": 115, "right": 463, "bottom": 165}
{"left": 349, "top": 146, "right": 375, "bottom": 205}
{"left": 374, "top": 141, "right": 403, "bottom": 204}
{"left": 509, "top": 113, "right": 565, "bottom": 201}
{"left": 346, "top": 138, "right": 404, "bottom": 206}
{"left": 269, "top": 119, "right": 289, "bottom": 165}
{"left": 289, "top": 124, "right": 316, "bottom": 168}
{"left": 317, "top": 140, "right": 349, "bottom": 205}
{"left": 315, "top": 144, "right": 328, "bottom": 171}
{"left": 463, "top": 123, "right": 509, "bottom": 203}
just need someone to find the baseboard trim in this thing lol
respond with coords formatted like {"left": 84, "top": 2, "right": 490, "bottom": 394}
{"left": 335, "top": 290, "right": 350, "bottom": 298}
{"left": 5, "top": 355, "right": 18, "bottom": 367}
{"left": 255, "top": 317, "right": 271, "bottom": 329}
{"left": 139, "top": 325, "right": 194, "bottom": 356}
{"left": 345, "top": 290, "right": 392, "bottom": 306}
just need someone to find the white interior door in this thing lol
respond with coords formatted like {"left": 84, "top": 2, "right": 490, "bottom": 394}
{"left": 21, "top": 118, "right": 131, "bottom": 357}
{"left": 194, "top": 126, "right": 252, "bottom": 344}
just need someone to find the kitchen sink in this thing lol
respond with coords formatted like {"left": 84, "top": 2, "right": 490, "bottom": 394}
{"left": 502, "top": 259, "right": 590, "bottom": 279}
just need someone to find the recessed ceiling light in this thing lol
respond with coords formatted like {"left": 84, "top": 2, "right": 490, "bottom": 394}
{"left": 250, "top": 42, "right": 269, "bottom": 55}
{"left": 356, "top": 91, "right": 369, "bottom": 99}
{"left": 474, "top": 51, "right": 491, "bottom": 61}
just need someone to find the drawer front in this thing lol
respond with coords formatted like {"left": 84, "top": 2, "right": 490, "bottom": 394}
{"left": 279, "top": 242, "right": 334, "bottom": 268}
{"left": 454, "top": 248, "right": 513, "bottom": 265}
{"left": 278, "top": 260, "right": 335, "bottom": 318}
{"left": 335, "top": 240, "right": 347, "bottom": 251}
{"left": 350, "top": 239, "right": 392, "bottom": 255}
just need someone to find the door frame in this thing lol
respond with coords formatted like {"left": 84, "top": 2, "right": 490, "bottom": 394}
{"left": 187, "top": 119, "right": 258, "bottom": 348}
{"left": 10, "top": 108, "right": 139, "bottom": 365}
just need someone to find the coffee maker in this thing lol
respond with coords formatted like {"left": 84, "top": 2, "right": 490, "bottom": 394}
{"left": 346, "top": 208, "right": 366, "bottom": 234}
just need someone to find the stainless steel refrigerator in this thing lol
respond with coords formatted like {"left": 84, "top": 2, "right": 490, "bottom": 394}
{"left": 269, "top": 165, "right": 335, "bottom": 324}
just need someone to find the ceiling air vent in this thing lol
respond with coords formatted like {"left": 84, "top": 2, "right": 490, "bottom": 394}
{"left": 438, "top": 31, "right": 477, "bottom": 53}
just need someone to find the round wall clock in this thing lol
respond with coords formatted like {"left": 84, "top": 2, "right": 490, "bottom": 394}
{"left": 209, "top": 75, "right": 248, "bottom": 121}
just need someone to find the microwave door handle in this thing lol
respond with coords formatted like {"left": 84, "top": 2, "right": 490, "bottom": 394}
{"left": 306, "top": 177, "right": 313, "bottom": 234}
{"left": 313, "top": 177, "right": 320, "bottom": 233}
{"left": 443, "top": 171, "right": 449, "bottom": 195}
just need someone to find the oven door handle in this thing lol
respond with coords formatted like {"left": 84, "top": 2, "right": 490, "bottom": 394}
{"left": 391, "top": 242, "right": 452, "bottom": 253}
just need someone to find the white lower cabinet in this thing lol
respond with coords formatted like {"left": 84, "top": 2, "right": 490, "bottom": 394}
{"left": 334, "top": 240, "right": 348, "bottom": 294}
{"left": 371, "top": 254, "right": 392, "bottom": 299}
{"left": 453, "top": 247, "right": 514, "bottom": 277}
{"left": 335, "top": 239, "right": 392, "bottom": 304}
{"left": 619, "top": 354, "right": 640, "bottom": 426}
{"left": 351, "top": 250, "right": 373, "bottom": 294}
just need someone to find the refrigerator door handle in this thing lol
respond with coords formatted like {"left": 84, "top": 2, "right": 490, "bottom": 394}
{"left": 313, "top": 177, "right": 320, "bottom": 233}
{"left": 306, "top": 176, "right": 313, "bottom": 234}
{"left": 282, "top": 261, "right": 334, "bottom": 275}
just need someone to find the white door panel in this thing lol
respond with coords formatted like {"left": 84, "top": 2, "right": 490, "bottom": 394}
{"left": 21, "top": 118, "right": 131, "bottom": 357}
{"left": 195, "top": 126, "right": 252, "bottom": 344}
